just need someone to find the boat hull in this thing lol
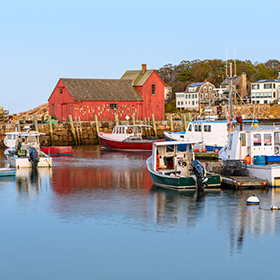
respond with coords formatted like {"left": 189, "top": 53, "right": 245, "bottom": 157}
{"left": 99, "top": 133, "right": 163, "bottom": 151}
{"left": 0, "top": 168, "right": 16, "bottom": 177}
{"left": 146, "top": 156, "right": 220, "bottom": 190}
{"left": 40, "top": 146, "right": 73, "bottom": 156}
{"left": 4, "top": 150, "right": 52, "bottom": 168}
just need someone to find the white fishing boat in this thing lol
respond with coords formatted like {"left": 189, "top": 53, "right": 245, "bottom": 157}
{"left": 4, "top": 127, "right": 52, "bottom": 168}
{"left": 219, "top": 123, "right": 280, "bottom": 187}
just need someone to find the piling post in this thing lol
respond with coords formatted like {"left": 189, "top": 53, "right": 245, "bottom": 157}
{"left": 183, "top": 114, "right": 188, "bottom": 131}
{"left": 187, "top": 112, "right": 192, "bottom": 121}
{"left": 23, "top": 116, "right": 26, "bottom": 124}
{"left": 114, "top": 114, "right": 119, "bottom": 126}
{"left": 48, "top": 116, "right": 54, "bottom": 146}
{"left": 169, "top": 114, "right": 173, "bottom": 132}
{"left": 68, "top": 115, "right": 78, "bottom": 145}
{"left": 33, "top": 116, "right": 39, "bottom": 132}
{"left": 132, "top": 113, "right": 135, "bottom": 125}
{"left": 94, "top": 114, "right": 100, "bottom": 144}
{"left": 151, "top": 114, "right": 157, "bottom": 139}
{"left": 41, "top": 115, "right": 44, "bottom": 124}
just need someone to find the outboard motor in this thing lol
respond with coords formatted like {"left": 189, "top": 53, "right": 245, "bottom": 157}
{"left": 29, "top": 147, "right": 39, "bottom": 168}
{"left": 191, "top": 160, "right": 208, "bottom": 189}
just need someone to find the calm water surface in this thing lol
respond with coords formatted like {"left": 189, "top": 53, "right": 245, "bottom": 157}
{"left": 0, "top": 145, "right": 280, "bottom": 280}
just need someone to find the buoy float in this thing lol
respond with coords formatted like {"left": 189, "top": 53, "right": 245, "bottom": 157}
{"left": 245, "top": 155, "right": 251, "bottom": 164}
{"left": 202, "top": 148, "right": 207, "bottom": 153}
{"left": 194, "top": 148, "right": 199, "bottom": 153}
{"left": 247, "top": 193, "right": 260, "bottom": 205}
{"left": 215, "top": 149, "right": 219, "bottom": 154}
{"left": 270, "top": 205, "right": 280, "bottom": 211}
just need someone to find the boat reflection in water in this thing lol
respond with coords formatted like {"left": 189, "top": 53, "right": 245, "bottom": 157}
{"left": 16, "top": 168, "right": 52, "bottom": 194}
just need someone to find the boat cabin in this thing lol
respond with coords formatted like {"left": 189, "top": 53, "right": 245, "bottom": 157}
{"left": 224, "top": 129, "right": 280, "bottom": 163}
{"left": 110, "top": 125, "right": 152, "bottom": 141}
{"left": 152, "top": 141, "right": 195, "bottom": 177}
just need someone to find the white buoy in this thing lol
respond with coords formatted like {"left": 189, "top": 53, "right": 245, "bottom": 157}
{"left": 247, "top": 193, "right": 260, "bottom": 205}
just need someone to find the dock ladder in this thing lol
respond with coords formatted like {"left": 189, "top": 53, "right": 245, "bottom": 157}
{"left": 75, "top": 117, "right": 83, "bottom": 145}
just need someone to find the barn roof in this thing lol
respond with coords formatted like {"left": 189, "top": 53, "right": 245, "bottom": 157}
{"left": 121, "top": 70, "right": 154, "bottom": 86}
{"left": 61, "top": 78, "right": 143, "bottom": 101}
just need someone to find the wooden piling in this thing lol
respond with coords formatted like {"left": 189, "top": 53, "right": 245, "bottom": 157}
{"left": 187, "top": 112, "right": 192, "bottom": 121}
{"left": 41, "top": 115, "right": 44, "bottom": 124}
{"left": 68, "top": 115, "right": 78, "bottom": 145}
{"left": 114, "top": 114, "right": 119, "bottom": 126}
{"left": 33, "top": 116, "right": 39, "bottom": 132}
{"left": 183, "top": 114, "right": 188, "bottom": 131}
{"left": 132, "top": 113, "right": 135, "bottom": 125}
{"left": 48, "top": 116, "right": 54, "bottom": 146}
{"left": 151, "top": 114, "right": 157, "bottom": 139}
{"left": 94, "top": 114, "right": 100, "bottom": 144}
{"left": 23, "top": 116, "right": 26, "bottom": 124}
{"left": 169, "top": 114, "right": 173, "bottom": 132}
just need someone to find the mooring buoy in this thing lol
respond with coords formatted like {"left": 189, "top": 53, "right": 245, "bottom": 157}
{"left": 247, "top": 193, "right": 260, "bottom": 205}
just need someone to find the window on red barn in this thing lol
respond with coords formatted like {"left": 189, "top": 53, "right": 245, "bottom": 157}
{"left": 59, "top": 89, "right": 63, "bottom": 94}
{"left": 151, "top": 84, "right": 156, "bottom": 95}
{"left": 110, "top": 103, "right": 118, "bottom": 110}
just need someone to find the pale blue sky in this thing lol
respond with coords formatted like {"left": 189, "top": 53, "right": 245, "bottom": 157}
{"left": 1, "top": 0, "right": 279, "bottom": 114}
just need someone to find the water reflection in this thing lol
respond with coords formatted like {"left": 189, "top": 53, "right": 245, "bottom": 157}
{"left": 2, "top": 146, "right": 280, "bottom": 256}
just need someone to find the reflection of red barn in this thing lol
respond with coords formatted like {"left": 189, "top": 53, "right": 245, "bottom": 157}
{"left": 48, "top": 64, "right": 165, "bottom": 121}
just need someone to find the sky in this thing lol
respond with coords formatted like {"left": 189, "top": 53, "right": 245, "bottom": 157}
{"left": 1, "top": 0, "right": 279, "bottom": 114}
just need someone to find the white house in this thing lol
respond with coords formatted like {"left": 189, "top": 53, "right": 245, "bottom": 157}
{"left": 251, "top": 79, "right": 280, "bottom": 104}
{"left": 175, "top": 81, "right": 216, "bottom": 111}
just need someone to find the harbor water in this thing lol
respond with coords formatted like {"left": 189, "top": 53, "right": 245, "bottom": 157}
{"left": 1, "top": 146, "right": 280, "bottom": 280}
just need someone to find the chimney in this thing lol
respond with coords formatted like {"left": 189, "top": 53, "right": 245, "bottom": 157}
{"left": 141, "top": 64, "right": 147, "bottom": 73}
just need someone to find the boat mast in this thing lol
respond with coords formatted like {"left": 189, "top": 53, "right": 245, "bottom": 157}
{"left": 229, "top": 62, "right": 234, "bottom": 120}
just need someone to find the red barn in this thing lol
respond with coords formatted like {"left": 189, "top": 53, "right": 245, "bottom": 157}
{"left": 48, "top": 64, "right": 166, "bottom": 121}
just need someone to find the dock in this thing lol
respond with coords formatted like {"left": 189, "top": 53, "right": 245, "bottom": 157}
{"left": 221, "top": 176, "right": 268, "bottom": 190}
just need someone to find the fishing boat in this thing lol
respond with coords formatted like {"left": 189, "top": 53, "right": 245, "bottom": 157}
{"left": 164, "top": 117, "right": 229, "bottom": 152}
{"left": 0, "top": 168, "right": 16, "bottom": 177}
{"left": 98, "top": 124, "right": 163, "bottom": 151}
{"left": 4, "top": 127, "right": 52, "bottom": 168}
{"left": 219, "top": 122, "right": 280, "bottom": 187}
{"left": 146, "top": 141, "right": 221, "bottom": 190}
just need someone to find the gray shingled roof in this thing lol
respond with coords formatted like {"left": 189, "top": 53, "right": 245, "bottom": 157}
{"left": 121, "top": 70, "right": 154, "bottom": 86}
{"left": 221, "top": 76, "right": 241, "bottom": 85}
{"left": 61, "top": 78, "right": 143, "bottom": 101}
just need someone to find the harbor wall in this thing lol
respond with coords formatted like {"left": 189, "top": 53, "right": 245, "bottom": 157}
{"left": 0, "top": 120, "right": 185, "bottom": 147}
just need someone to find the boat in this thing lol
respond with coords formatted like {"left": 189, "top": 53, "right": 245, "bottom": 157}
{"left": 164, "top": 117, "right": 229, "bottom": 152}
{"left": 98, "top": 124, "right": 163, "bottom": 151}
{"left": 219, "top": 121, "right": 280, "bottom": 187}
{"left": 0, "top": 168, "right": 16, "bottom": 177}
{"left": 4, "top": 127, "right": 52, "bottom": 168}
{"left": 40, "top": 146, "right": 73, "bottom": 156}
{"left": 146, "top": 141, "right": 221, "bottom": 190}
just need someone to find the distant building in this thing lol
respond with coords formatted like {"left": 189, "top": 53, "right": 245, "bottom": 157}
{"left": 48, "top": 64, "right": 166, "bottom": 121}
{"left": 251, "top": 79, "right": 280, "bottom": 104}
{"left": 220, "top": 73, "right": 251, "bottom": 104}
{"left": 175, "top": 82, "right": 217, "bottom": 111}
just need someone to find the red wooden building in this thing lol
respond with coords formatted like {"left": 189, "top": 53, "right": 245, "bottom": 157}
{"left": 48, "top": 64, "right": 166, "bottom": 121}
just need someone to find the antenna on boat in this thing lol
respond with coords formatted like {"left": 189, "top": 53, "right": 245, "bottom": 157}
{"left": 229, "top": 63, "right": 234, "bottom": 120}
{"left": 234, "top": 46, "right": 237, "bottom": 77}
{"left": 226, "top": 46, "right": 228, "bottom": 76}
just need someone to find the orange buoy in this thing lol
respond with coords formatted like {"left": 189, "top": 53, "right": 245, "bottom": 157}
{"left": 245, "top": 155, "right": 251, "bottom": 164}
{"left": 202, "top": 148, "right": 207, "bottom": 153}
{"left": 194, "top": 148, "right": 199, "bottom": 153}
{"left": 215, "top": 149, "right": 219, "bottom": 154}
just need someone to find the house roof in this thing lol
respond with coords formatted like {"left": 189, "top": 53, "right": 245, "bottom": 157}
{"left": 61, "top": 78, "right": 143, "bottom": 101}
{"left": 121, "top": 70, "right": 154, "bottom": 86}
{"left": 254, "top": 79, "right": 280, "bottom": 83}
{"left": 189, "top": 82, "right": 205, "bottom": 87}
{"left": 221, "top": 76, "right": 241, "bottom": 85}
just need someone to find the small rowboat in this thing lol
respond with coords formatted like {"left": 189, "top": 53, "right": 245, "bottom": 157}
{"left": 0, "top": 168, "right": 16, "bottom": 177}
{"left": 40, "top": 146, "right": 73, "bottom": 157}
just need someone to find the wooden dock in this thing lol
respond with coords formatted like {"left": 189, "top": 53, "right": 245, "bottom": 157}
{"left": 221, "top": 176, "right": 268, "bottom": 190}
